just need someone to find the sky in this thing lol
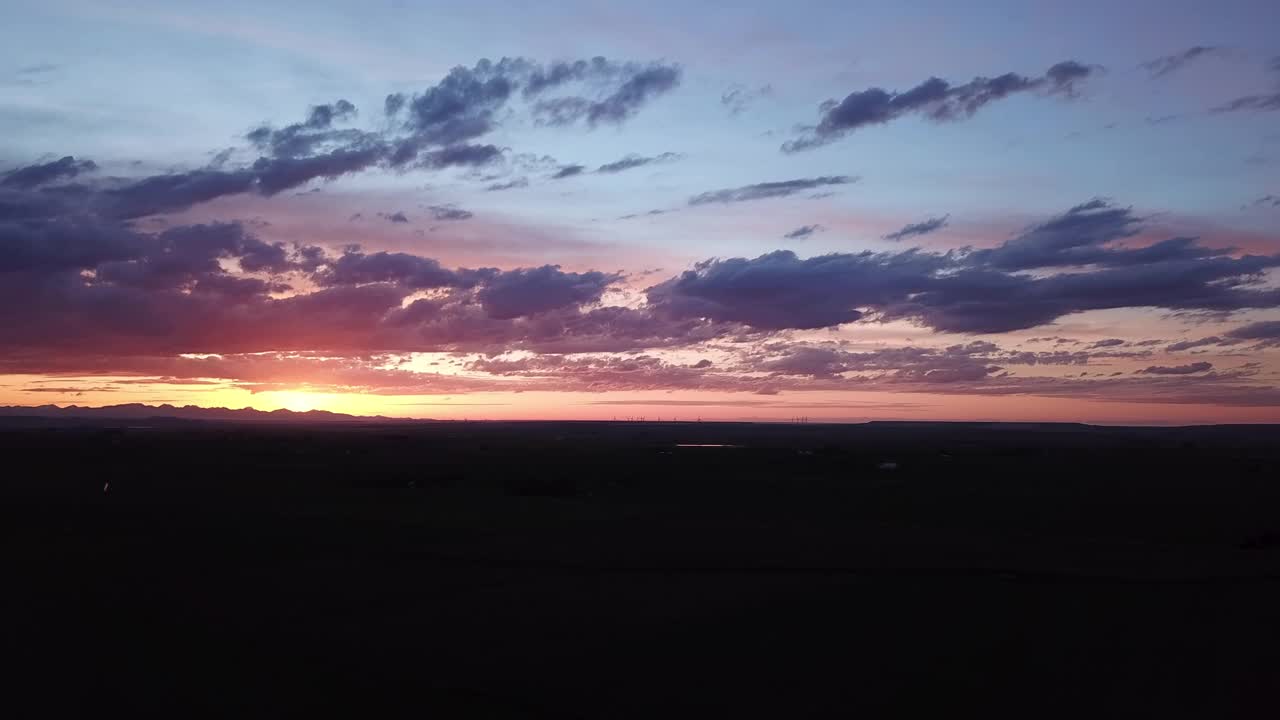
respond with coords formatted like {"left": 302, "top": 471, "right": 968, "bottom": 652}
{"left": 2, "top": 0, "right": 1279, "bottom": 423}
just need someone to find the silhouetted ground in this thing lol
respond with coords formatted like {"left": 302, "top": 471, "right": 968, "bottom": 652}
{"left": 5, "top": 420, "right": 1280, "bottom": 718}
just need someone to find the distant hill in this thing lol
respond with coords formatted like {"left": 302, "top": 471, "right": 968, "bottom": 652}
{"left": 0, "top": 403, "right": 410, "bottom": 425}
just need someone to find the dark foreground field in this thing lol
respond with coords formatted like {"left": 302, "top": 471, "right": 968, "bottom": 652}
{"left": 5, "top": 420, "right": 1280, "bottom": 718}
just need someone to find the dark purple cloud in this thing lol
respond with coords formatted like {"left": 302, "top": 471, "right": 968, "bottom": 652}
{"left": 649, "top": 199, "right": 1280, "bottom": 334}
{"left": 962, "top": 200, "right": 1225, "bottom": 270}
{"left": 883, "top": 215, "right": 949, "bottom": 242}
{"left": 783, "top": 61, "right": 1100, "bottom": 152}
{"left": 252, "top": 146, "right": 386, "bottom": 195}
{"left": 476, "top": 265, "right": 621, "bottom": 319}
{"left": 386, "top": 211, "right": 409, "bottom": 223}
{"left": 5, "top": 184, "right": 1280, "bottom": 408}
{"left": 314, "top": 250, "right": 468, "bottom": 289}
{"left": 1226, "top": 320, "right": 1280, "bottom": 347}
{"left": 1140, "top": 362, "right": 1213, "bottom": 375}
{"left": 688, "top": 176, "right": 855, "bottom": 205}
{"left": 103, "top": 169, "right": 257, "bottom": 218}
{"left": 647, "top": 249, "right": 949, "bottom": 330}
{"left": 1, "top": 156, "right": 98, "bottom": 189}
{"left": 1166, "top": 336, "right": 1223, "bottom": 352}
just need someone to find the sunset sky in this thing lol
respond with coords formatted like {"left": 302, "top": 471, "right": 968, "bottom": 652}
{"left": 2, "top": 0, "right": 1279, "bottom": 423}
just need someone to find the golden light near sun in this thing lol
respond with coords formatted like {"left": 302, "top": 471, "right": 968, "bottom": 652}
{"left": 266, "top": 390, "right": 323, "bottom": 413}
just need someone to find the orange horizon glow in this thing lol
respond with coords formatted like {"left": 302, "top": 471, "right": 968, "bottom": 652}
{"left": 3, "top": 384, "right": 1277, "bottom": 426}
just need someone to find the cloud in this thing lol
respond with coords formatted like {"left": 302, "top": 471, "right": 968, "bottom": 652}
{"left": 314, "top": 249, "right": 469, "bottom": 289}
{"left": 618, "top": 209, "right": 671, "bottom": 220}
{"left": 1210, "top": 54, "right": 1280, "bottom": 113}
{"left": 476, "top": 265, "right": 622, "bottom": 319}
{"left": 386, "top": 211, "right": 409, "bottom": 223}
{"left": 688, "top": 176, "right": 855, "bottom": 205}
{"left": 783, "top": 224, "right": 823, "bottom": 240}
{"left": 1, "top": 156, "right": 98, "bottom": 189}
{"left": 414, "top": 143, "right": 503, "bottom": 169}
{"left": 1226, "top": 320, "right": 1280, "bottom": 347}
{"left": 552, "top": 164, "right": 585, "bottom": 179}
{"left": 427, "top": 205, "right": 473, "bottom": 221}
{"left": 595, "top": 152, "right": 682, "bottom": 174}
{"left": 1139, "top": 362, "right": 1213, "bottom": 375}
{"left": 246, "top": 99, "right": 361, "bottom": 158}
{"left": 1166, "top": 336, "right": 1223, "bottom": 352}
{"left": 29, "top": 57, "right": 673, "bottom": 219}
{"left": 485, "top": 177, "right": 528, "bottom": 191}
{"left": 383, "top": 93, "right": 406, "bottom": 117}
{"left": 1211, "top": 93, "right": 1280, "bottom": 113}
{"left": 1140, "top": 46, "right": 1225, "bottom": 78}
{"left": 251, "top": 146, "right": 386, "bottom": 195}
{"left": 1245, "top": 194, "right": 1279, "bottom": 209}
{"left": 17, "top": 63, "right": 59, "bottom": 76}
{"left": 648, "top": 199, "right": 1280, "bottom": 334}
{"left": 783, "top": 61, "right": 1100, "bottom": 152}
{"left": 103, "top": 168, "right": 259, "bottom": 218}
{"left": 5, "top": 189, "right": 1280, "bottom": 407}
{"left": 531, "top": 64, "right": 681, "bottom": 127}
{"left": 883, "top": 215, "right": 949, "bottom": 242}
{"left": 721, "top": 84, "right": 773, "bottom": 116}
{"left": 647, "top": 248, "right": 949, "bottom": 329}
{"left": 962, "top": 200, "right": 1203, "bottom": 270}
